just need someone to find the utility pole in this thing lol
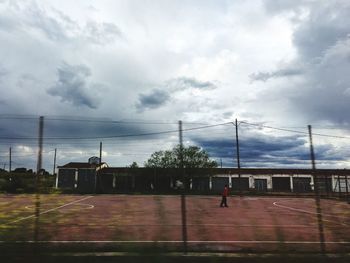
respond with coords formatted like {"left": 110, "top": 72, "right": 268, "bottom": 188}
{"left": 178, "top": 121, "right": 185, "bottom": 190}
{"left": 9, "top": 148, "right": 11, "bottom": 173}
{"left": 308, "top": 125, "right": 316, "bottom": 171}
{"left": 345, "top": 174, "right": 349, "bottom": 204}
{"left": 34, "top": 116, "right": 44, "bottom": 242}
{"left": 36, "top": 116, "right": 44, "bottom": 174}
{"left": 235, "top": 119, "right": 241, "bottom": 195}
{"left": 53, "top": 148, "right": 57, "bottom": 176}
{"left": 308, "top": 125, "right": 325, "bottom": 253}
{"left": 99, "top": 142, "right": 102, "bottom": 164}
{"left": 95, "top": 142, "right": 102, "bottom": 194}
{"left": 179, "top": 120, "right": 187, "bottom": 253}
{"left": 53, "top": 148, "right": 58, "bottom": 188}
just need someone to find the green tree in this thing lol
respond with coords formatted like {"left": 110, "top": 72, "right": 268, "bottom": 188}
{"left": 129, "top": 162, "right": 139, "bottom": 168}
{"left": 144, "top": 145, "right": 217, "bottom": 168}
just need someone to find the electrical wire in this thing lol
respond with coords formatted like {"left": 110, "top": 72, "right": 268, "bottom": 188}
{"left": 240, "top": 121, "right": 350, "bottom": 140}
{"left": 0, "top": 122, "right": 232, "bottom": 140}
{"left": 0, "top": 115, "right": 210, "bottom": 125}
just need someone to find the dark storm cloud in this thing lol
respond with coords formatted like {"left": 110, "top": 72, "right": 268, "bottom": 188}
{"left": 136, "top": 77, "right": 215, "bottom": 111}
{"left": 249, "top": 68, "right": 303, "bottom": 82}
{"left": 289, "top": 37, "right": 350, "bottom": 124}
{"left": 293, "top": 5, "right": 350, "bottom": 60}
{"left": 257, "top": 0, "right": 350, "bottom": 125}
{"left": 135, "top": 77, "right": 216, "bottom": 111}
{"left": 42, "top": 117, "right": 152, "bottom": 141}
{"left": 194, "top": 133, "right": 348, "bottom": 168}
{"left": 194, "top": 135, "right": 302, "bottom": 167}
{"left": 197, "top": 134, "right": 304, "bottom": 159}
{"left": 288, "top": 2, "right": 350, "bottom": 124}
{"left": 136, "top": 89, "right": 170, "bottom": 111}
{"left": 0, "top": 116, "right": 169, "bottom": 171}
{"left": 167, "top": 77, "right": 217, "bottom": 90}
{"left": 0, "top": 118, "right": 39, "bottom": 142}
{"left": 47, "top": 63, "right": 100, "bottom": 109}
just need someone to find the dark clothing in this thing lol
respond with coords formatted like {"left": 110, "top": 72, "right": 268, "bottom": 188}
{"left": 220, "top": 186, "right": 229, "bottom": 207}
{"left": 220, "top": 196, "right": 228, "bottom": 207}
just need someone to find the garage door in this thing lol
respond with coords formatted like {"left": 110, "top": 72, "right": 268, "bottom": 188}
{"left": 293, "top": 177, "right": 311, "bottom": 192}
{"left": 212, "top": 177, "right": 229, "bottom": 194}
{"left": 315, "top": 176, "right": 332, "bottom": 193}
{"left": 255, "top": 179, "right": 267, "bottom": 192}
{"left": 231, "top": 178, "right": 249, "bottom": 191}
{"left": 192, "top": 177, "right": 210, "bottom": 192}
{"left": 272, "top": 177, "right": 291, "bottom": 192}
{"left": 57, "top": 169, "right": 75, "bottom": 189}
{"left": 77, "top": 169, "right": 95, "bottom": 193}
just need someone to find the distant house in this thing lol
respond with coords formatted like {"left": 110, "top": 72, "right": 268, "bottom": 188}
{"left": 56, "top": 157, "right": 108, "bottom": 193}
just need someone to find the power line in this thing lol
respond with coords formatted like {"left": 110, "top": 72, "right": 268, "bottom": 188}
{"left": 0, "top": 138, "right": 177, "bottom": 146}
{"left": 0, "top": 116, "right": 349, "bottom": 142}
{"left": 0, "top": 115, "right": 38, "bottom": 120}
{"left": 1, "top": 114, "right": 350, "bottom": 129}
{"left": 0, "top": 130, "right": 178, "bottom": 140}
{"left": 0, "top": 153, "right": 37, "bottom": 158}
{"left": 0, "top": 115, "right": 209, "bottom": 125}
{"left": 240, "top": 121, "right": 350, "bottom": 140}
{"left": 0, "top": 122, "right": 232, "bottom": 140}
{"left": 46, "top": 118, "right": 179, "bottom": 125}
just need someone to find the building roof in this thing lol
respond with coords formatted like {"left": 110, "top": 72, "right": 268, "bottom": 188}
{"left": 99, "top": 167, "right": 350, "bottom": 176}
{"left": 58, "top": 162, "right": 107, "bottom": 169}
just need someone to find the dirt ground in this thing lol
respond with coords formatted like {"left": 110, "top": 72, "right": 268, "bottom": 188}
{"left": 1, "top": 194, "right": 350, "bottom": 261}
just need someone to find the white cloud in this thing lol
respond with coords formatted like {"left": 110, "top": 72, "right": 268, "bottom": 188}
{"left": 0, "top": 0, "right": 349, "bottom": 169}
{"left": 48, "top": 63, "right": 102, "bottom": 109}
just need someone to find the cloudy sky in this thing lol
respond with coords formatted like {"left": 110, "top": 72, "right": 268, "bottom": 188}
{"left": 0, "top": 0, "right": 350, "bottom": 171}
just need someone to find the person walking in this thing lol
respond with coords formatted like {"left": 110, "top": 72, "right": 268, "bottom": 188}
{"left": 220, "top": 184, "right": 229, "bottom": 207}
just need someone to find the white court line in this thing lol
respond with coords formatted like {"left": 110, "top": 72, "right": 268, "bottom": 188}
{"left": 75, "top": 203, "right": 94, "bottom": 209}
{"left": 93, "top": 224, "right": 318, "bottom": 228}
{"left": 6, "top": 196, "right": 94, "bottom": 225}
{"left": 273, "top": 202, "right": 348, "bottom": 226}
{"left": 25, "top": 203, "right": 94, "bottom": 210}
{"left": 1, "top": 240, "right": 350, "bottom": 244}
{"left": 21, "top": 224, "right": 316, "bottom": 228}
{"left": 273, "top": 202, "right": 347, "bottom": 218}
